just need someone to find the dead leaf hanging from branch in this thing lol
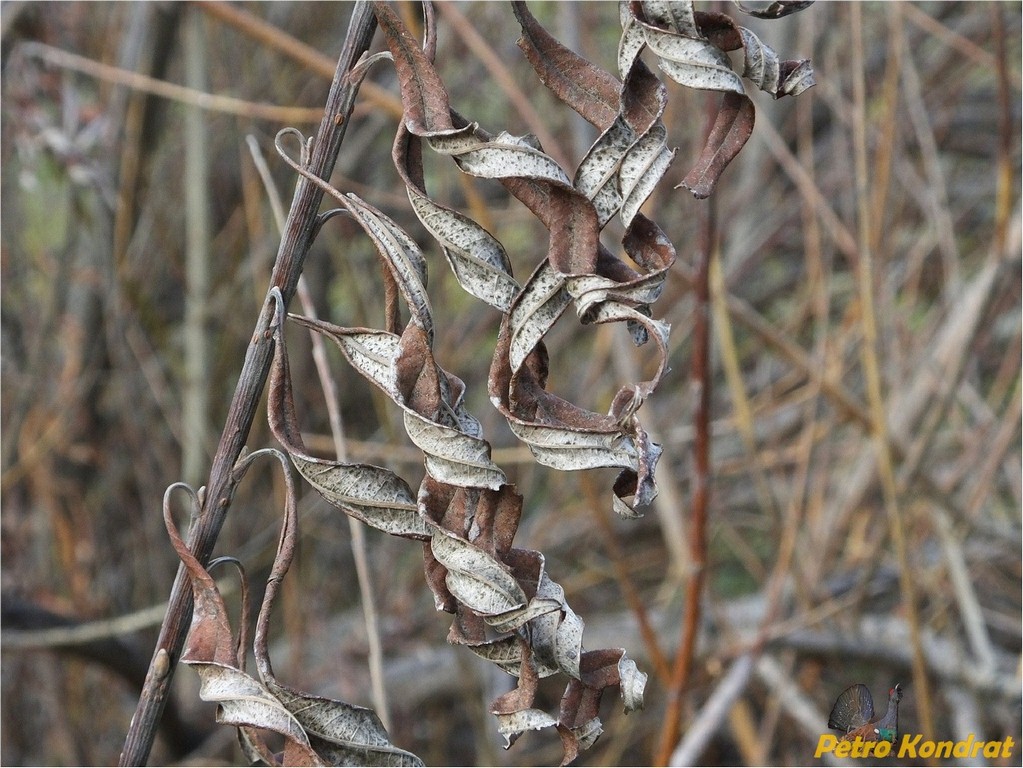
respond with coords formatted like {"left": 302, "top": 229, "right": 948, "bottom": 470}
{"left": 163, "top": 446, "right": 422, "bottom": 766}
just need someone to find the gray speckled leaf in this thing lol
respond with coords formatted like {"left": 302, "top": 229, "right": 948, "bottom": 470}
{"left": 617, "top": 14, "right": 647, "bottom": 78}
{"left": 618, "top": 655, "right": 647, "bottom": 713}
{"left": 290, "top": 318, "right": 505, "bottom": 496}
{"left": 507, "top": 419, "right": 639, "bottom": 473}
{"left": 566, "top": 274, "right": 666, "bottom": 318}
{"left": 644, "top": 0, "right": 700, "bottom": 36}
{"left": 431, "top": 131, "right": 572, "bottom": 187}
{"left": 486, "top": 597, "right": 562, "bottom": 634}
{"left": 184, "top": 661, "right": 324, "bottom": 766}
{"left": 402, "top": 410, "right": 506, "bottom": 490}
{"left": 572, "top": 718, "right": 604, "bottom": 752}
{"left": 430, "top": 527, "right": 528, "bottom": 616}
{"left": 619, "top": 124, "right": 674, "bottom": 226}
{"left": 264, "top": 679, "right": 424, "bottom": 767}
{"left": 406, "top": 186, "right": 519, "bottom": 312}
{"left": 529, "top": 571, "right": 584, "bottom": 679}
{"left": 508, "top": 261, "right": 570, "bottom": 374}
{"left": 289, "top": 454, "right": 428, "bottom": 540}
{"left": 738, "top": 26, "right": 781, "bottom": 93}
{"left": 463, "top": 634, "right": 524, "bottom": 676}
{"left": 494, "top": 708, "right": 559, "bottom": 748}
{"left": 342, "top": 194, "right": 433, "bottom": 339}
{"left": 321, "top": 326, "right": 402, "bottom": 398}
{"left": 645, "top": 27, "right": 744, "bottom": 94}
{"left": 573, "top": 117, "right": 635, "bottom": 227}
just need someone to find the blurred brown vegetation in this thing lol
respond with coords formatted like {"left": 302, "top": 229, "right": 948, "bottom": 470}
{"left": 1, "top": 2, "right": 1020, "bottom": 766}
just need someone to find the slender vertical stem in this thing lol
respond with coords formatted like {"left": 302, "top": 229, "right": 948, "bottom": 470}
{"left": 118, "top": 4, "right": 377, "bottom": 764}
{"left": 848, "top": 2, "right": 934, "bottom": 741}
{"left": 183, "top": 7, "right": 211, "bottom": 486}
{"left": 655, "top": 196, "right": 715, "bottom": 765}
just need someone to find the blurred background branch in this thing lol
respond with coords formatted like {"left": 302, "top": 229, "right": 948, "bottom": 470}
{"left": 1, "top": 2, "right": 1019, "bottom": 765}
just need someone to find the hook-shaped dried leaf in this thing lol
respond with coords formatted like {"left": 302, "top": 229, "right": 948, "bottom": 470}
{"left": 232, "top": 448, "right": 301, "bottom": 683}
{"left": 183, "top": 360, "right": 422, "bottom": 765}
{"left": 680, "top": 90, "right": 755, "bottom": 198}
{"left": 205, "top": 556, "right": 250, "bottom": 671}
{"left": 162, "top": 482, "right": 236, "bottom": 667}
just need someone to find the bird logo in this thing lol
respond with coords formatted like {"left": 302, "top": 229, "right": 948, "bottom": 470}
{"left": 828, "top": 683, "right": 902, "bottom": 743}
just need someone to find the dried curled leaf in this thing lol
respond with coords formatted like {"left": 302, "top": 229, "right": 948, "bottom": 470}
{"left": 187, "top": 662, "right": 325, "bottom": 767}
{"left": 632, "top": 3, "right": 745, "bottom": 94}
{"left": 287, "top": 316, "right": 507, "bottom": 491}
{"left": 621, "top": 0, "right": 814, "bottom": 197}
{"left": 429, "top": 525, "right": 528, "bottom": 616}
{"left": 512, "top": 0, "right": 621, "bottom": 130}
{"left": 265, "top": 302, "right": 431, "bottom": 541}
{"left": 736, "top": 26, "right": 815, "bottom": 96}
{"left": 163, "top": 450, "right": 421, "bottom": 766}
{"left": 681, "top": 90, "right": 755, "bottom": 199}
{"left": 406, "top": 183, "right": 519, "bottom": 312}
{"left": 263, "top": 679, "right": 423, "bottom": 767}
{"left": 290, "top": 454, "right": 427, "bottom": 540}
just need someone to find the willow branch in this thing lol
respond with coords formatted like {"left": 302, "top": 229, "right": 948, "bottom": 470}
{"left": 118, "top": 4, "right": 378, "bottom": 764}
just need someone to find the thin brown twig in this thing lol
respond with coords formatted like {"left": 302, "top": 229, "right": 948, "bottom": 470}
{"left": 118, "top": 5, "right": 378, "bottom": 764}
{"left": 655, "top": 195, "right": 715, "bottom": 766}
{"left": 19, "top": 40, "right": 326, "bottom": 124}
{"left": 195, "top": 0, "right": 403, "bottom": 121}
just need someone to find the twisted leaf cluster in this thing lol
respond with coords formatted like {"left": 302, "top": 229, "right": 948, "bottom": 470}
{"left": 168, "top": 1, "right": 813, "bottom": 764}
{"left": 164, "top": 451, "right": 422, "bottom": 766}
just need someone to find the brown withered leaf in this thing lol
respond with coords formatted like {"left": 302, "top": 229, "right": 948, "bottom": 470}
{"left": 512, "top": 0, "right": 621, "bottom": 131}
{"left": 373, "top": 2, "right": 454, "bottom": 135}
{"left": 162, "top": 486, "right": 236, "bottom": 668}
{"left": 681, "top": 90, "right": 755, "bottom": 198}
{"left": 165, "top": 453, "right": 422, "bottom": 766}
